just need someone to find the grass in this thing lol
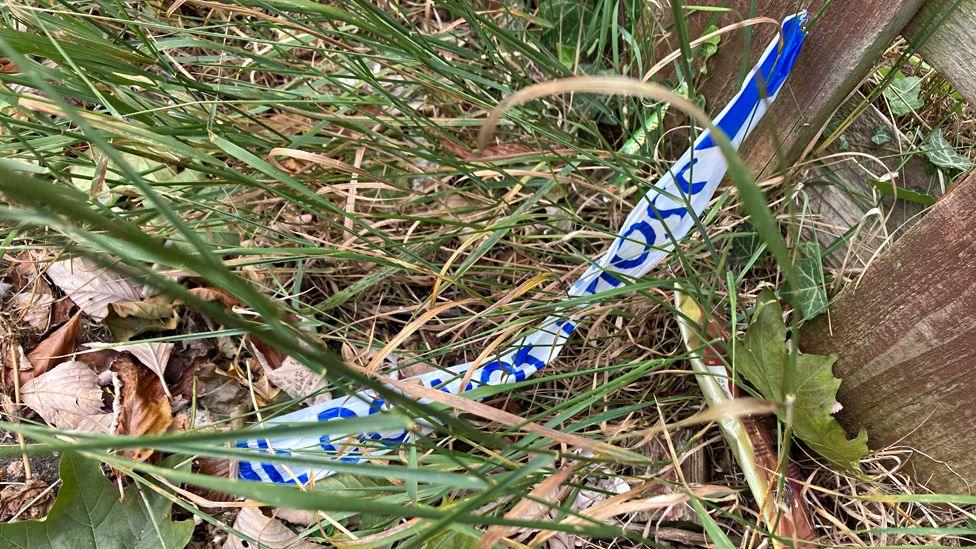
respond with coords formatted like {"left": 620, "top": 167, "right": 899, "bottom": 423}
{"left": 0, "top": 1, "right": 973, "bottom": 547}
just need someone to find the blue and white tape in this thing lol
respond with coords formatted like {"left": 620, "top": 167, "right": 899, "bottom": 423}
{"left": 237, "top": 12, "right": 808, "bottom": 484}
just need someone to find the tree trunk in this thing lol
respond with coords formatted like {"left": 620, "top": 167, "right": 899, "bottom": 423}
{"left": 800, "top": 173, "right": 976, "bottom": 493}
{"left": 905, "top": 0, "right": 976, "bottom": 105}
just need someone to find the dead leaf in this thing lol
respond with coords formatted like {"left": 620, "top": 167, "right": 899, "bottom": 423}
{"left": 2, "top": 343, "right": 33, "bottom": 392}
{"left": 114, "top": 357, "right": 173, "bottom": 461}
{"left": 198, "top": 457, "right": 234, "bottom": 479}
{"left": 24, "top": 312, "right": 83, "bottom": 381}
{"left": 250, "top": 340, "right": 329, "bottom": 405}
{"left": 224, "top": 506, "right": 321, "bottom": 549}
{"left": 268, "top": 357, "right": 328, "bottom": 403}
{"left": 10, "top": 291, "right": 54, "bottom": 332}
{"left": 481, "top": 467, "right": 574, "bottom": 548}
{"left": 272, "top": 508, "right": 317, "bottom": 526}
{"left": 168, "top": 413, "right": 189, "bottom": 433}
{"left": 73, "top": 348, "right": 121, "bottom": 374}
{"left": 0, "top": 479, "right": 55, "bottom": 522}
{"left": 176, "top": 362, "right": 248, "bottom": 419}
{"left": 545, "top": 532, "right": 577, "bottom": 549}
{"left": 237, "top": 359, "right": 278, "bottom": 403}
{"left": 86, "top": 341, "right": 174, "bottom": 398}
{"left": 50, "top": 298, "right": 75, "bottom": 326}
{"left": 250, "top": 339, "right": 286, "bottom": 369}
{"left": 8, "top": 256, "right": 55, "bottom": 331}
{"left": 105, "top": 300, "right": 179, "bottom": 341}
{"left": 20, "top": 360, "right": 114, "bottom": 432}
{"left": 0, "top": 59, "right": 19, "bottom": 74}
{"left": 45, "top": 257, "right": 141, "bottom": 321}
{"left": 187, "top": 286, "right": 239, "bottom": 308}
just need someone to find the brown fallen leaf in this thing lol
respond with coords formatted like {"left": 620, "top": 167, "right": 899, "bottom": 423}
{"left": 481, "top": 467, "right": 574, "bottom": 548}
{"left": 0, "top": 59, "right": 18, "bottom": 74}
{"left": 264, "top": 357, "right": 328, "bottom": 405}
{"left": 105, "top": 300, "right": 179, "bottom": 341}
{"left": 10, "top": 291, "right": 54, "bottom": 332}
{"left": 73, "top": 348, "right": 121, "bottom": 374}
{"left": 272, "top": 508, "right": 317, "bottom": 526}
{"left": 187, "top": 286, "right": 240, "bottom": 308}
{"left": 114, "top": 357, "right": 173, "bottom": 461}
{"left": 45, "top": 257, "right": 141, "bottom": 321}
{"left": 188, "top": 456, "right": 239, "bottom": 507}
{"left": 2, "top": 343, "right": 32, "bottom": 392}
{"left": 8, "top": 254, "right": 55, "bottom": 332}
{"left": 236, "top": 359, "right": 279, "bottom": 403}
{"left": 20, "top": 360, "right": 114, "bottom": 433}
{"left": 250, "top": 339, "right": 286, "bottom": 369}
{"left": 175, "top": 361, "right": 249, "bottom": 420}
{"left": 50, "top": 297, "right": 76, "bottom": 326}
{"left": 224, "top": 506, "right": 321, "bottom": 549}
{"left": 24, "top": 312, "right": 83, "bottom": 382}
{"left": 250, "top": 340, "right": 329, "bottom": 405}
{"left": 85, "top": 341, "right": 174, "bottom": 398}
{"left": 0, "top": 479, "right": 55, "bottom": 522}
{"left": 168, "top": 340, "right": 215, "bottom": 400}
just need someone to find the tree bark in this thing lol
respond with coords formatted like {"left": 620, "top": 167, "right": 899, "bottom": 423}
{"left": 905, "top": 0, "right": 976, "bottom": 105}
{"left": 800, "top": 172, "right": 976, "bottom": 493}
{"left": 690, "top": 0, "right": 927, "bottom": 175}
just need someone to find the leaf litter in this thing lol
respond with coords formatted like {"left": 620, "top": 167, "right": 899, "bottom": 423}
{"left": 45, "top": 257, "right": 143, "bottom": 321}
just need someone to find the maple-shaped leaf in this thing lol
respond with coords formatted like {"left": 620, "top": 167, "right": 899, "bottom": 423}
{"left": 735, "top": 289, "right": 868, "bottom": 470}
{"left": 0, "top": 452, "right": 193, "bottom": 548}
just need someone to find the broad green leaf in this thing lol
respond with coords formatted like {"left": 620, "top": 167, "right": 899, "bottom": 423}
{"left": 728, "top": 221, "right": 764, "bottom": 268}
{"left": 884, "top": 75, "right": 923, "bottom": 117}
{"left": 735, "top": 290, "right": 868, "bottom": 470}
{"left": 0, "top": 452, "right": 193, "bottom": 549}
{"left": 788, "top": 242, "right": 828, "bottom": 320}
{"left": 556, "top": 42, "right": 575, "bottom": 69}
{"left": 695, "top": 24, "right": 722, "bottom": 75}
{"left": 871, "top": 124, "right": 892, "bottom": 145}
{"left": 923, "top": 128, "right": 973, "bottom": 172}
{"left": 869, "top": 180, "right": 936, "bottom": 206}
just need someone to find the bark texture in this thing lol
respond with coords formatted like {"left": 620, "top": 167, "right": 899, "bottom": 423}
{"left": 906, "top": 0, "right": 976, "bottom": 105}
{"left": 800, "top": 173, "right": 976, "bottom": 493}
{"left": 690, "top": 0, "right": 927, "bottom": 175}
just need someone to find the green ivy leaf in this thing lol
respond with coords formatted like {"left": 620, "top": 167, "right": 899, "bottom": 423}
{"left": 728, "top": 221, "right": 764, "bottom": 269}
{"left": 0, "top": 453, "right": 194, "bottom": 549}
{"left": 695, "top": 24, "right": 722, "bottom": 75}
{"left": 884, "top": 75, "right": 924, "bottom": 117}
{"left": 923, "top": 128, "right": 973, "bottom": 172}
{"left": 825, "top": 118, "right": 849, "bottom": 151}
{"left": 871, "top": 124, "right": 892, "bottom": 145}
{"left": 788, "top": 242, "right": 828, "bottom": 321}
{"left": 735, "top": 290, "right": 868, "bottom": 470}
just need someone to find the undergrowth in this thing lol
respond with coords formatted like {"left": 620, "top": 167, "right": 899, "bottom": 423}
{"left": 0, "top": 1, "right": 973, "bottom": 547}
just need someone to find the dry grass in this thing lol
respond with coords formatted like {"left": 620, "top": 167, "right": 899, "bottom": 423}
{"left": 0, "top": 1, "right": 973, "bottom": 547}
